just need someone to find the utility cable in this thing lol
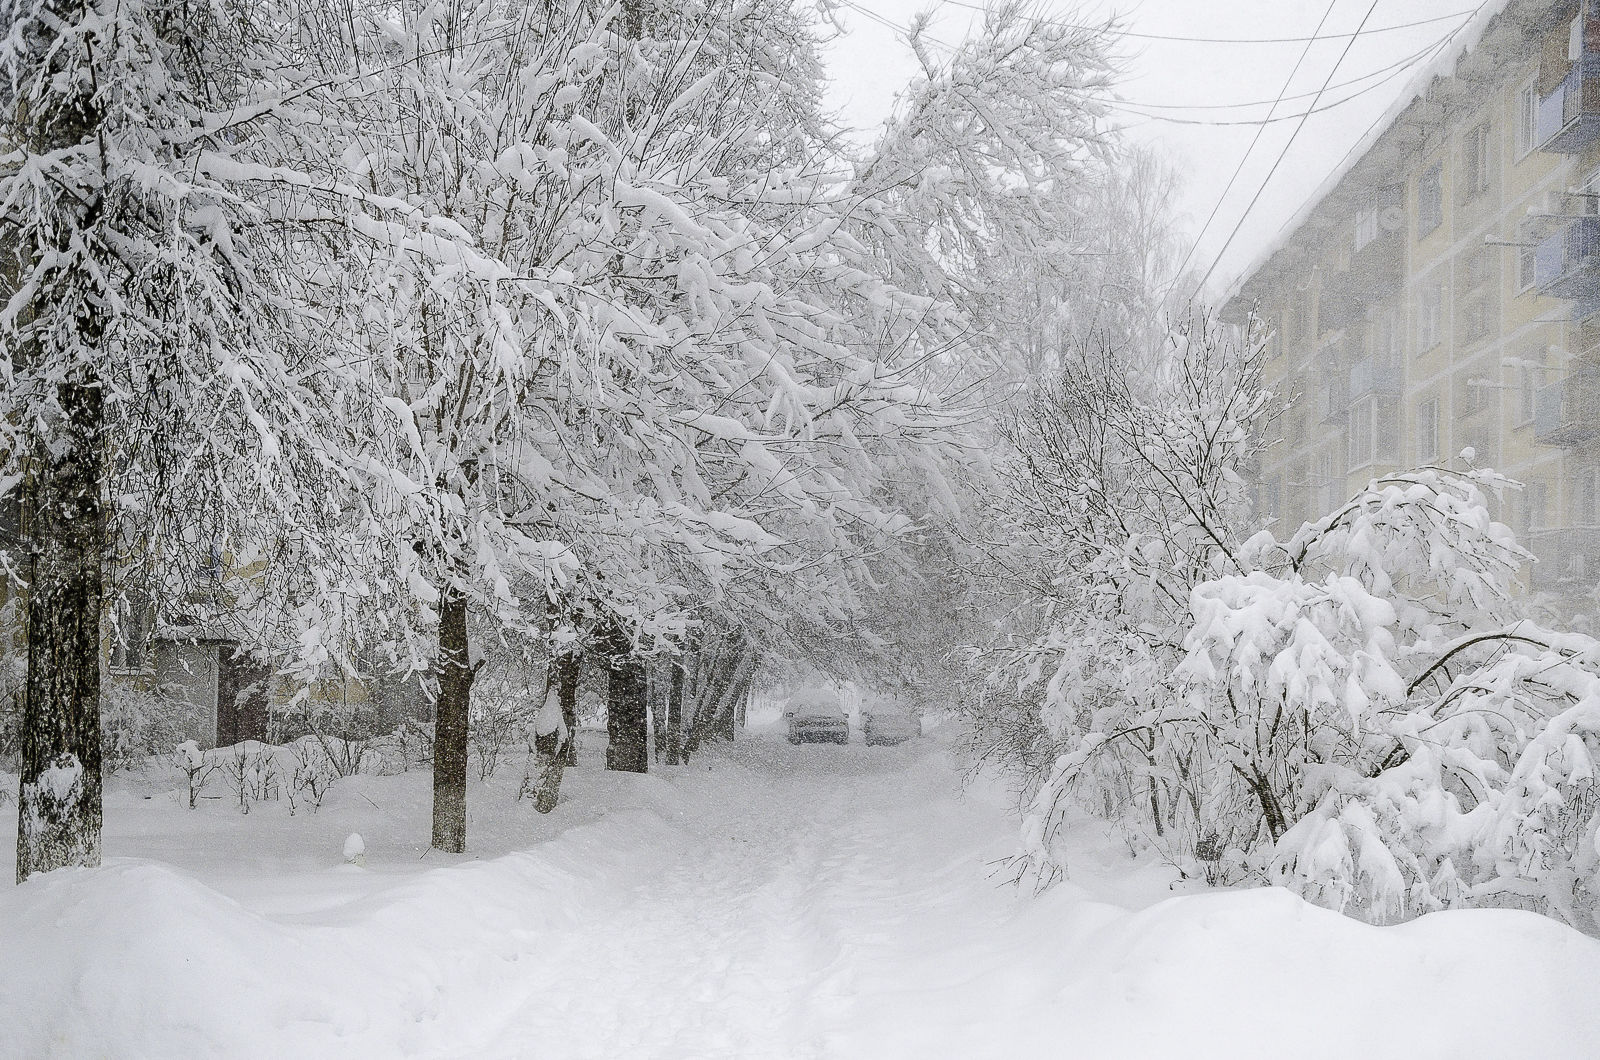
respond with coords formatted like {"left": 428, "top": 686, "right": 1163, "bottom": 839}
{"left": 1168, "top": 0, "right": 1343, "bottom": 289}
{"left": 1194, "top": 0, "right": 1388, "bottom": 297}
{"left": 1119, "top": 34, "right": 1450, "bottom": 112}
{"left": 937, "top": 0, "right": 1475, "bottom": 45}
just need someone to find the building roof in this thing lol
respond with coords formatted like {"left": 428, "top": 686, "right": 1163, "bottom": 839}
{"left": 1224, "top": 0, "right": 1541, "bottom": 307}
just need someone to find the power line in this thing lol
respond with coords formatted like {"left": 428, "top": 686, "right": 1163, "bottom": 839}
{"left": 1193, "top": 0, "right": 1388, "bottom": 296}
{"left": 1113, "top": 52, "right": 1436, "bottom": 127}
{"left": 1168, "top": 0, "right": 1342, "bottom": 289}
{"left": 937, "top": 0, "right": 1476, "bottom": 45}
{"left": 843, "top": 0, "right": 1449, "bottom": 121}
{"left": 1117, "top": 34, "right": 1446, "bottom": 112}
{"left": 1260, "top": 0, "right": 1495, "bottom": 249}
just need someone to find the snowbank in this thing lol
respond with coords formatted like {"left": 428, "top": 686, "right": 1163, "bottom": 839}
{"left": 0, "top": 737, "right": 1596, "bottom": 1058}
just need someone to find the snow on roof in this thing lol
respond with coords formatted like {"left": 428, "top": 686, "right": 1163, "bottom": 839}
{"left": 1223, "top": 0, "right": 1518, "bottom": 303}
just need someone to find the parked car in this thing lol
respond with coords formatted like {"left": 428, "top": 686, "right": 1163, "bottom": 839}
{"left": 862, "top": 709, "right": 922, "bottom": 746}
{"left": 785, "top": 688, "right": 849, "bottom": 745}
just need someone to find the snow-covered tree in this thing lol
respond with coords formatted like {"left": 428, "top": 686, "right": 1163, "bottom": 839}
{"left": 0, "top": 0, "right": 393, "bottom": 880}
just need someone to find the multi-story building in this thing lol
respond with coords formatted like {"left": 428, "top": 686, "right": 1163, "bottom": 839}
{"left": 1226, "top": 0, "right": 1600, "bottom": 596}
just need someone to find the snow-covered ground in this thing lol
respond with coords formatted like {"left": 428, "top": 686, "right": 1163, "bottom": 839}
{"left": 2, "top": 727, "right": 1599, "bottom": 1059}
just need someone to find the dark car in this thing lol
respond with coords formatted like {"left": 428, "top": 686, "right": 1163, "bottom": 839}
{"left": 785, "top": 688, "right": 849, "bottom": 744}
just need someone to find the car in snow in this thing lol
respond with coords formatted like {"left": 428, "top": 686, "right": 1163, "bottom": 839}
{"left": 862, "top": 709, "right": 921, "bottom": 746}
{"left": 785, "top": 689, "right": 849, "bottom": 745}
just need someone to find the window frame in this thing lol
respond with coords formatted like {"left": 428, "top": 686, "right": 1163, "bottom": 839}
{"left": 1417, "top": 162, "right": 1444, "bottom": 237}
{"left": 1516, "top": 77, "right": 1539, "bottom": 159}
{"left": 1462, "top": 122, "right": 1492, "bottom": 200}
{"left": 1415, "top": 397, "right": 1440, "bottom": 463}
{"left": 1416, "top": 279, "right": 1443, "bottom": 352}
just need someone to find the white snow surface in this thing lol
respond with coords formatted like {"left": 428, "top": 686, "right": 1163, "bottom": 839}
{"left": 1, "top": 730, "right": 1598, "bottom": 1058}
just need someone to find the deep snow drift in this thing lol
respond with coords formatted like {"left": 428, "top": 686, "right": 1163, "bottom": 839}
{"left": 1, "top": 731, "right": 1598, "bottom": 1058}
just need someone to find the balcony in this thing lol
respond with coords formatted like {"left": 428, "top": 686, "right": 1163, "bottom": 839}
{"left": 1348, "top": 356, "right": 1401, "bottom": 401}
{"left": 1528, "top": 526, "right": 1600, "bottom": 593}
{"left": 1317, "top": 376, "right": 1348, "bottom": 423}
{"left": 1538, "top": 53, "right": 1600, "bottom": 154}
{"left": 1533, "top": 369, "right": 1600, "bottom": 446}
{"left": 1534, "top": 216, "right": 1600, "bottom": 303}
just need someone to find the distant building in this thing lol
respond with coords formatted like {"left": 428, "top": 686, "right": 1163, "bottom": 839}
{"left": 1226, "top": 0, "right": 1600, "bottom": 597}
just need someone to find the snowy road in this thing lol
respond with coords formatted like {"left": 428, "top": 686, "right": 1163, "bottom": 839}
{"left": 4, "top": 733, "right": 1600, "bottom": 1058}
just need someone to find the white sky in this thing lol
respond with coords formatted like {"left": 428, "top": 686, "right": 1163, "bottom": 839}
{"left": 821, "top": 0, "right": 1483, "bottom": 297}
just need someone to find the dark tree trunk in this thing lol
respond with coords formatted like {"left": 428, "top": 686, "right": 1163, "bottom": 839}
{"left": 557, "top": 649, "right": 579, "bottom": 767}
{"left": 666, "top": 664, "right": 684, "bottom": 766}
{"left": 431, "top": 592, "right": 473, "bottom": 853}
{"left": 528, "top": 723, "right": 565, "bottom": 814}
{"left": 604, "top": 628, "right": 647, "bottom": 773}
{"left": 524, "top": 651, "right": 578, "bottom": 812}
{"left": 16, "top": 381, "right": 106, "bottom": 883}
{"left": 13, "top": 0, "right": 111, "bottom": 884}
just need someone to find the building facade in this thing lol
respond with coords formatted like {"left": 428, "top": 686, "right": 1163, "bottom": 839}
{"left": 1227, "top": 0, "right": 1600, "bottom": 596}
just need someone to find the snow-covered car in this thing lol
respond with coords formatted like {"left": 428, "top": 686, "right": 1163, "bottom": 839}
{"left": 862, "top": 710, "right": 921, "bottom": 746}
{"left": 785, "top": 689, "right": 849, "bottom": 745}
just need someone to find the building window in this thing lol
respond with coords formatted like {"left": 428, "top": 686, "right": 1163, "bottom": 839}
{"left": 1417, "top": 280, "right": 1442, "bottom": 351}
{"left": 1375, "top": 394, "right": 1399, "bottom": 458}
{"left": 1579, "top": 468, "right": 1600, "bottom": 526}
{"left": 109, "top": 593, "right": 151, "bottom": 673}
{"left": 1372, "top": 306, "right": 1401, "bottom": 364}
{"left": 1527, "top": 480, "right": 1548, "bottom": 533}
{"left": 1460, "top": 297, "right": 1492, "bottom": 344}
{"left": 1416, "top": 397, "right": 1440, "bottom": 463}
{"left": 1462, "top": 247, "right": 1494, "bottom": 291}
{"left": 1519, "top": 354, "right": 1546, "bottom": 423}
{"left": 1316, "top": 451, "right": 1340, "bottom": 513}
{"left": 1354, "top": 208, "right": 1379, "bottom": 253}
{"left": 1519, "top": 242, "right": 1537, "bottom": 292}
{"left": 1462, "top": 123, "right": 1491, "bottom": 200}
{"left": 1455, "top": 371, "right": 1487, "bottom": 418}
{"left": 1350, "top": 401, "right": 1377, "bottom": 468}
{"left": 1517, "top": 79, "right": 1538, "bottom": 158}
{"left": 1289, "top": 300, "right": 1309, "bottom": 344}
{"left": 1417, "top": 163, "right": 1443, "bottom": 237}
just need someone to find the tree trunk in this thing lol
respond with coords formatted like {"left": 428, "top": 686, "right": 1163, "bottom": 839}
{"left": 528, "top": 726, "right": 565, "bottom": 814}
{"left": 557, "top": 649, "right": 579, "bottom": 767}
{"left": 431, "top": 592, "right": 472, "bottom": 853}
{"left": 604, "top": 628, "right": 647, "bottom": 773}
{"left": 16, "top": 381, "right": 106, "bottom": 883}
{"left": 666, "top": 664, "right": 684, "bottom": 766}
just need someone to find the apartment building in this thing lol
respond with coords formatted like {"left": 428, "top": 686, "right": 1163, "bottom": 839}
{"left": 1226, "top": 0, "right": 1600, "bottom": 596}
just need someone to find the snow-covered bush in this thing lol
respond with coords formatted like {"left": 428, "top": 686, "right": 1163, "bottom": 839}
{"left": 989, "top": 315, "right": 1600, "bottom": 930}
{"left": 172, "top": 740, "right": 217, "bottom": 810}
{"left": 102, "top": 684, "right": 194, "bottom": 775}
{"left": 985, "top": 315, "right": 1270, "bottom": 887}
{"left": 220, "top": 742, "right": 280, "bottom": 814}
{"left": 377, "top": 719, "right": 433, "bottom": 775}
{"left": 282, "top": 738, "right": 338, "bottom": 815}
{"left": 472, "top": 670, "right": 534, "bottom": 781}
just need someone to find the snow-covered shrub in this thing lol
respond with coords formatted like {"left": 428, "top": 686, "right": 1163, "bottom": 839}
{"left": 282, "top": 738, "right": 337, "bottom": 815}
{"left": 220, "top": 742, "right": 280, "bottom": 814}
{"left": 471, "top": 672, "right": 532, "bottom": 781}
{"left": 989, "top": 314, "right": 1600, "bottom": 929}
{"left": 377, "top": 718, "right": 433, "bottom": 775}
{"left": 986, "top": 316, "right": 1271, "bottom": 888}
{"left": 172, "top": 740, "right": 217, "bottom": 810}
{"left": 102, "top": 683, "right": 195, "bottom": 775}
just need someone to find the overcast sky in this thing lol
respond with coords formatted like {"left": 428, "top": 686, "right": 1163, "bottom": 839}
{"left": 821, "top": 0, "right": 1485, "bottom": 297}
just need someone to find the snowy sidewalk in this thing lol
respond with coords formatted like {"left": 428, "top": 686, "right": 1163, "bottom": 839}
{"left": 2, "top": 735, "right": 1599, "bottom": 1058}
